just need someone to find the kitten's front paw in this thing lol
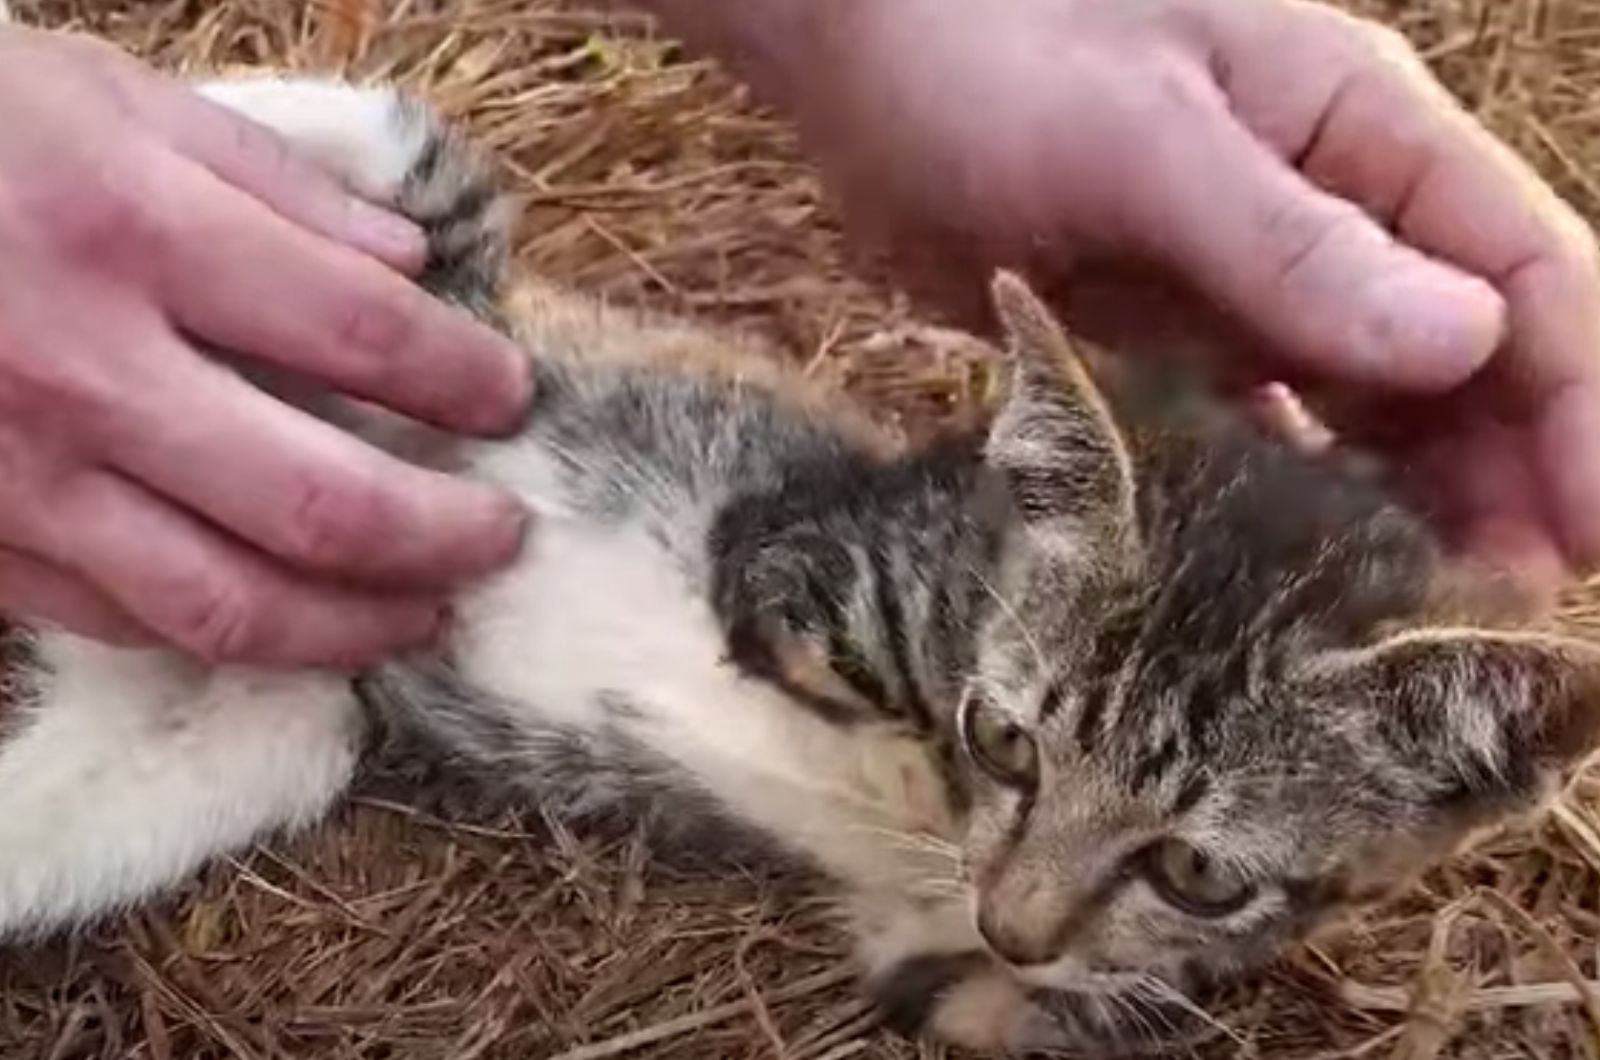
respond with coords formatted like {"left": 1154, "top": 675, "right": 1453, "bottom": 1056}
{"left": 873, "top": 952, "right": 1219, "bottom": 1057}
{"left": 873, "top": 953, "right": 1049, "bottom": 1055}
{"left": 194, "top": 76, "right": 508, "bottom": 323}
{"left": 194, "top": 78, "right": 427, "bottom": 204}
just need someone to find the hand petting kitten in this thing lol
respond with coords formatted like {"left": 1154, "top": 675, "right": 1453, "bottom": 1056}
{"left": 0, "top": 24, "right": 529, "bottom": 666}
{"left": 7, "top": 77, "right": 1599, "bottom": 1055}
{"left": 1, "top": 0, "right": 1597, "bottom": 665}
{"left": 647, "top": 0, "right": 1600, "bottom": 598}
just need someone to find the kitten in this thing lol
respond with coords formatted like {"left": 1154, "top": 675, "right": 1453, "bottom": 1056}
{"left": 0, "top": 72, "right": 1597, "bottom": 1057}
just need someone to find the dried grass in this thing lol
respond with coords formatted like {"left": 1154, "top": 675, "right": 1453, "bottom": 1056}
{"left": 4, "top": 0, "right": 1600, "bottom": 1057}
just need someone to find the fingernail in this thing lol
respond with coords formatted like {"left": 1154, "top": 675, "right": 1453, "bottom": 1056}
{"left": 348, "top": 198, "right": 428, "bottom": 272}
{"left": 480, "top": 492, "right": 531, "bottom": 565}
{"left": 471, "top": 345, "right": 536, "bottom": 436}
{"left": 433, "top": 603, "right": 457, "bottom": 645}
{"left": 1361, "top": 265, "right": 1506, "bottom": 391}
{"left": 402, "top": 602, "right": 453, "bottom": 651}
{"left": 414, "top": 601, "right": 449, "bottom": 644}
{"left": 376, "top": 599, "right": 446, "bottom": 659}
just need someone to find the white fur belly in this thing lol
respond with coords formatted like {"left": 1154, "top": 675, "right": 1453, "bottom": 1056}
{"left": 453, "top": 444, "right": 960, "bottom": 891}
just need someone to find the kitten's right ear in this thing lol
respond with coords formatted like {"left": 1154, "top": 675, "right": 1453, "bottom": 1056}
{"left": 1311, "top": 628, "right": 1600, "bottom": 806}
{"left": 985, "top": 272, "right": 1137, "bottom": 549}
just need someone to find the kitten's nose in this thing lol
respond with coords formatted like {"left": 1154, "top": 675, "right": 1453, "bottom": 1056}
{"left": 976, "top": 905, "right": 1059, "bottom": 968}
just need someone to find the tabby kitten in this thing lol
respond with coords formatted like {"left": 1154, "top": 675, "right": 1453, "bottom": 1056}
{"left": 1, "top": 72, "right": 1597, "bottom": 1057}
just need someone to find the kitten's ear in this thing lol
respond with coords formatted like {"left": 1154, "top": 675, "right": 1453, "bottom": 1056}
{"left": 985, "top": 272, "right": 1136, "bottom": 545}
{"left": 1317, "top": 629, "right": 1600, "bottom": 804}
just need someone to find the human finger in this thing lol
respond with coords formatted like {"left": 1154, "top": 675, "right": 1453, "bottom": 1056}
{"left": 40, "top": 470, "right": 445, "bottom": 667}
{"left": 98, "top": 337, "right": 527, "bottom": 590}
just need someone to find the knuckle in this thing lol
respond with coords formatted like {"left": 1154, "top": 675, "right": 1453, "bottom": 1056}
{"left": 226, "top": 113, "right": 296, "bottom": 182}
{"left": 1325, "top": 9, "right": 1423, "bottom": 81}
{"left": 54, "top": 31, "right": 130, "bottom": 72}
{"left": 331, "top": 290, "right": 416, "bottom": 358}
{"left": 1347, "top": 15, "right": 1418, "bottom": 65}
{"left": 36, "top": 164, "right": 166, "bottom": 264}
{"left": 1276, "top": 3, "right": 1415, "bottom": 77}
{"left": 0, "top": 328, "right": 126, "bottom": 435}
{"left": 1263, "top": 192, "right": 1364, "bottom": 241}
{"left": 1103, "top": 53, "right": 1216, "bottom": 126}
{"left": 0, "top": 443, "right": 76, "bottom": 539}
{"left": 55, "top": 35, "right": 150, "bottom": 118}
{"left": 1545, "top": 222, "right": 1600, "bottom": 286}
{"left": 1258, "top": 197, "right": 1368, "bottom": 283}
{"left": 284, "top": 473, "right": 385, "bottom": 569}
{"left": 165, "top": 573, "right": 259, "bottom": 662}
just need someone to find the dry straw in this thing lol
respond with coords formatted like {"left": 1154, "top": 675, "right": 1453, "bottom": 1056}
{"left": 5, "top": 0, "right": 1600, "bottom": 1057}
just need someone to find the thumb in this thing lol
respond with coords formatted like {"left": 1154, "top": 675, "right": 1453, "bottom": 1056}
{"left": 1119, "top": 111, "right": 1505, "bottom": 392}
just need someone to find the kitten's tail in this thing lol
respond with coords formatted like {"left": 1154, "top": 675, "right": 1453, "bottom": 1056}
{"left": 196, "top": 77, "right": 513, "bottom": 325}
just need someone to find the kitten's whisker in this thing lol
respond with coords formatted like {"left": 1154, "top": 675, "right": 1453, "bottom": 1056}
{"left": 847, "top": 823, "right": 960, "bottom": 851}
{"left": 1123, "top": 995, "right": 1166, "bottom": 1049}
{"left": 1137, "top": 975, "right": 1244, "bottom": 1046}
{"left": 908, "top": 878, "right": 968, "bottom": 895}
{"left": 1096, "top": 992, "right": 1150, "bottom": 1055}
{"left": 846, "top": 824, "right": 963, "bottom": 862}
{"left": 684, "top": 744, "right": 920, "bottom": 821}
{"left": 1122, "top": 981, "right": 1179, "bottom": 1040}
{"left": 1100, "top": 991, "right": 1144, "bottom": 1047}
{"left": 908, "top": 883, "right": 969, "bottom": 902}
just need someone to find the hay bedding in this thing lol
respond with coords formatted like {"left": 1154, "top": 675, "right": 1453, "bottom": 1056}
{"left": 4, "top": 0, "right": 1600, "bottom": 1057}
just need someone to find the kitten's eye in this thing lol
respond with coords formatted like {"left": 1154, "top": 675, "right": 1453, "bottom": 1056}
{"left": 960, "top": 696, "right": 1039, "bottom": 789}
{"left": 1142, "top": 839, "right": 1255, "bottom": 918}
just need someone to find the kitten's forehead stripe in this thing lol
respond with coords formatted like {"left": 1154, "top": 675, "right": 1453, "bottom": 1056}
{"left": 1073, "top": 679, "right": 1108, "bottom": 752}
{"left": 1172, "top": 771, "right": 1209, "bottom": 814}
{"left": 1038, "top": 677, "right": 1067, "bottom": 720}
{"left": 869, "top": 539, "right": 933, "bottom": 730}
{"left": 1128, "top": 733, "right": 1179, "bottom": 792}
{"left": 1069, "top": 605, "right": 1143, "bottom": 750}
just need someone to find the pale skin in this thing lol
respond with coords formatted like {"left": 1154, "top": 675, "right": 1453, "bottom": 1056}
{"left": 2, "top": 0, "right": 1598, "bottom": 666}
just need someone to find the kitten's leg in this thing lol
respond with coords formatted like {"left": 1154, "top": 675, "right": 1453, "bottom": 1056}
{"left": 0, "top": 633, "right": 362, "bottom": 940}
{"left": 854, "top": 894, "right": 1207, "bottom": 1056}
{"left": 195, "top": 73, "right": 1089, "bottom": 1052}
{"left": 870, "top": 947, "right": 1181, "bottom": 1057}
{"left": 0, "top": 79, "right": 502, "bottom": 942}
{"left": 194, "top": 76, "right": 509, "bottom": 319}
{"left": 190, "top": 75, "right": 515, "bottom": 465}
{"left": 850, "top": 894, "right": 1060, "bottom": 1055}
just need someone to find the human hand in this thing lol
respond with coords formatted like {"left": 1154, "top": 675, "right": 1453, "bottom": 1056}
{"left": 773, "top": 0, "right": 1600, "bottom": 594}
{"left": 0, "top": 27, "right": 531, "bottom": 666}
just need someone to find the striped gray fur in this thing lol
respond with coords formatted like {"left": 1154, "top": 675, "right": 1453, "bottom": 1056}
{"left": 355, "top": 94, "right": 1600, "bottom": 1053}
{"left": 3, "top": 78, "right": 1600, "bottom": 1059}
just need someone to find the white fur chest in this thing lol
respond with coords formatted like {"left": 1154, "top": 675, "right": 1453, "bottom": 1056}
{"left": 451, "top": 441, "right": 962, "bottom": 891}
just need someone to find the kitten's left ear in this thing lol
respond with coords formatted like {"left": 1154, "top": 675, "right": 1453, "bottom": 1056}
{"left": 1313, "top": 628, "right": 1600, "bottom": 804}
{"left": 985, "top": 272, "right": 1137, "bottom": 548}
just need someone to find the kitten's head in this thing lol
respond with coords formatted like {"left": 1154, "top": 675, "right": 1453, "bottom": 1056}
{"left": 956, "top": 274, "right": 1600, "bottom": 1002}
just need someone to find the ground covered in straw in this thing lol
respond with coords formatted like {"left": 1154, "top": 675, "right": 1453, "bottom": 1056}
{"left": 6, "top": 0, "right": 1600, "bottom": 1057}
